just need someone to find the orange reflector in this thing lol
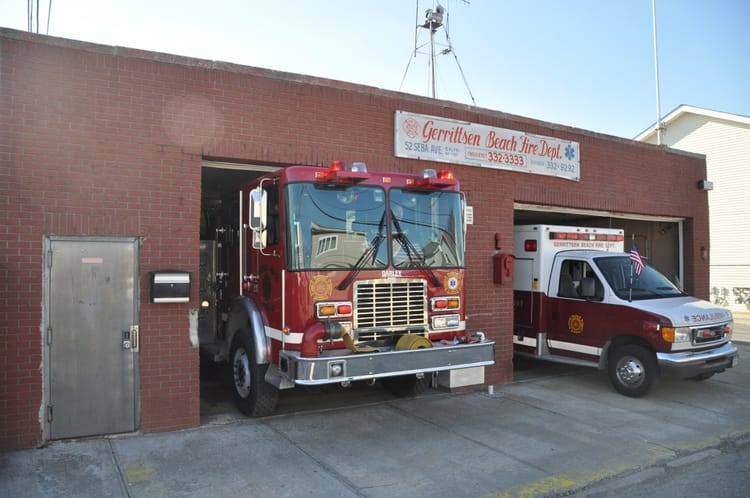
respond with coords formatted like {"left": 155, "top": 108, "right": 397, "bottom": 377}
{"left": 318, "top": 305, "right": 336, "bottom": 316}
{"left": 661, "top": 327, "right": 676, "bottom": 343}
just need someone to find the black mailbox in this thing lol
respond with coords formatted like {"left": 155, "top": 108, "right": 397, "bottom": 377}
{"left": 150, "top": 270, "right": 191, "bottom": 303}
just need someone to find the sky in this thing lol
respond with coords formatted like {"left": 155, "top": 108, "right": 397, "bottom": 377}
{"left": 1, "top": 0, "right": 748, "bottom": 139}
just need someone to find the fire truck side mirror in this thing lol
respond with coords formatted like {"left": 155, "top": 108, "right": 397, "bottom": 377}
{"left": 249, "top": 187, "right": 268, "bottom": 249}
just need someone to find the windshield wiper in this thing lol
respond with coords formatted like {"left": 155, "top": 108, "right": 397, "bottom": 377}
{"left": 392, "top": 211, "right": 441, "bottom": 287}
{"left": 338, "top": 212, "right": 386, "bottom": 291}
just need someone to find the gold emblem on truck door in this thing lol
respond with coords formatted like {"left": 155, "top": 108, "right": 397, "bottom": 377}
{"left": 568, "top": 314, "right": 584, "bottom": 334}
{"left": 309, "top": 275, "right": 333, "bottom": 301}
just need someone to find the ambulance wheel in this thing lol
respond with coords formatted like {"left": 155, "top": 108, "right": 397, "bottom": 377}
{"left": 382, "top": 374, "right": 427, "bottom": 398}
{"left": 608, "top": 345, "right": 656, "bottom": 398}
{"left": 229, "top": 329, "right": 278, "bottom": 417}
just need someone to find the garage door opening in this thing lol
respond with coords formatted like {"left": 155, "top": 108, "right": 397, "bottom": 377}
{"left": 198, "top": 162, "right": 412, "bottom": 423}
{"left": 514, "top": 203, "right": 684, "bottom": 287}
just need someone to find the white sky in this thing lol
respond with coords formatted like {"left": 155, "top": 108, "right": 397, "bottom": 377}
{"left": 1, "top": 0, "right": 748, "bottom": 138}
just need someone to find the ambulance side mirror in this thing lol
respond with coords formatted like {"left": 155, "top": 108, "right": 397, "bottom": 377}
{"left": 249, "top": 187, "right": 267, "bottom": 249}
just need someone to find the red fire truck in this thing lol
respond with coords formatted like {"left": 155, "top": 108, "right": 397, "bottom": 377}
{"left": 199, "top": 161, "right": 495, "bottom": 416}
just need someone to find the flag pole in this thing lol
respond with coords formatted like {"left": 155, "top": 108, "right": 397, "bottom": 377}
{"left": 652, "top": 0, "right": 665, "bottom": 145}
{"left": 629, "top": 235, "right": 635, "bottom": 302}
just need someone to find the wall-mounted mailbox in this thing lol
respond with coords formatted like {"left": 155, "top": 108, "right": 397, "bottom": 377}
{"left": 150, "top": 270, "right": 191, "bottom": 303}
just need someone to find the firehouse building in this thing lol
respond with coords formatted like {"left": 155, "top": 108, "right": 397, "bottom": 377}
{"left": 1, "top": 29, "right": 711, "bottom": 450}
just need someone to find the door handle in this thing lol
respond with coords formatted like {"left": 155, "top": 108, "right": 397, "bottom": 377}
{"left": 122, "top": 325, "right": 140, "bottom": 352}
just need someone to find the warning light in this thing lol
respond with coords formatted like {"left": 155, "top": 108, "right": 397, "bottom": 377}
{"left": 316, "top": 160, "right": 369, "bottom": 183}
{"left": 416, "top": 168, "right": 457, "bottom": 188}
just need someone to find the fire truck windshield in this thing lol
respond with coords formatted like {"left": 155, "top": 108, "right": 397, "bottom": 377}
{"left": 284, "top": 183, "right": 464, "bottom": 270}
{"left": 390, "top": 189, "right": 463, "bottom": 269}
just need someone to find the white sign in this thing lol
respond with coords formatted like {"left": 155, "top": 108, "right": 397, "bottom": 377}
{"left": 394, "top": 111, "right": 580, "bottom": 181}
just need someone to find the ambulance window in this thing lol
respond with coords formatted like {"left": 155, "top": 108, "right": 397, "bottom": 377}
{"left": 558, "top": 260, "right": 582, "bottom": 298}
{"left": 559, "top": 260, "right": 602, "bottom": 300}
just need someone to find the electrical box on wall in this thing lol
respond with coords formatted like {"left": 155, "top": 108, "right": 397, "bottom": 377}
{"left": 150, "top": 271, "right": 191, "bottom": 303}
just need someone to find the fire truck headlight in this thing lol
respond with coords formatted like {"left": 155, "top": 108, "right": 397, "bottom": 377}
{"left": 662, "top": 326, "right": 691, "bottom": 343}
{"left": 431, "top": 314, "right": 460, "bottom": 330}
{"left": 329, "top": 361, "right": 345, "bottom": 378}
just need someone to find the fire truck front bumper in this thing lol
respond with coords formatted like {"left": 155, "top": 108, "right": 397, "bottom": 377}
{"left": 278, "top": 340, "right": 495, "bottom": 386}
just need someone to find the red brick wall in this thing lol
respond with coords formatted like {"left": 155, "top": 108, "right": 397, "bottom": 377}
{"left": 0, "top": 29, "right": 709, "bottom": 449}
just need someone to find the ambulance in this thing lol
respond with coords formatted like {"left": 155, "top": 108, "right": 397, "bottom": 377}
{"left": 512, "top": 224, "right": 738, "bottom": 397}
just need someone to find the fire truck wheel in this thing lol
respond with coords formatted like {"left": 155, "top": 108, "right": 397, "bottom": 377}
{"left": 608, "top": 344, "right": 656, "bottom": 398}
{"left": 381, "top": 375, "right": 427, "bottom": 398}
{"left": 229, "top": 329, "right": 278, "bottom": 417}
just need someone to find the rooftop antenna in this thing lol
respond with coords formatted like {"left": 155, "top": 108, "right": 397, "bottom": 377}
{"left": 400, "top": 1, "right": 476, "bottom": 105}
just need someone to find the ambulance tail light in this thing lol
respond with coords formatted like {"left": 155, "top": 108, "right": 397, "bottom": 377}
{"left": 524, "top": 240, "right": 537, "bottom": 252}
{"left": 660, "top": 325, "right": 691, "bottom": 343}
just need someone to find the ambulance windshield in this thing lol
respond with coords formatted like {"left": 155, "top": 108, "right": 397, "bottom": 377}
{"left": 594, "top": 255, "right": 685, "bottom": 300}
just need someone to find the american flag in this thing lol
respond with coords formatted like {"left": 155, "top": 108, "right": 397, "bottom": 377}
{"left": 630, "top": 243, "right": 644, "bottom": 275}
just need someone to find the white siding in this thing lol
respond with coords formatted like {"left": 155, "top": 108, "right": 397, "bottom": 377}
{"left": 658, "top": 112, "right": 750, "bottom": 309}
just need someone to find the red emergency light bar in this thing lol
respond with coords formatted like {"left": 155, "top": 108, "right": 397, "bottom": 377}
{"left": 411, "top": 168, "right": 457, "bottom": 188}
{"left": 549, "top": 232, "right": 624, "bottom": 241}
{"left": 315, "top": 160, "right": 370, "bottom": 183}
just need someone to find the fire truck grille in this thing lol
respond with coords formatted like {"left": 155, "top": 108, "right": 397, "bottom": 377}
{"left": 353, "top": 279, "right": 427, "bottom": 339}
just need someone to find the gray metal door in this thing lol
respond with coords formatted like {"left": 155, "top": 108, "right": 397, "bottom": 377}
{"left": 47, "top": 237, "right": 139, "bottom": 439}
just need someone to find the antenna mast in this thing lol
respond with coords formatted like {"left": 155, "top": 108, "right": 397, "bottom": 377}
{"left": 400, "top": 1, "right": 476, "bottom": 105}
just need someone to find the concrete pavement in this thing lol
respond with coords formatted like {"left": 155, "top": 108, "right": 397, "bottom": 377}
{"left": 3, "top": 315, "right": 750, "bottom": 497}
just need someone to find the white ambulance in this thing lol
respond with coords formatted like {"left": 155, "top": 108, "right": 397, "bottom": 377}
{"left": 512, "top": 224, "right": 738, "bottom": 397}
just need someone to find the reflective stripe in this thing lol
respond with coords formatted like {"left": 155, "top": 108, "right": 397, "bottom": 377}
{"left": 514, "top": 335, "right": 601, "bottom": 357}
{"left": 266, "top": 326, "right": 303, "bottom": 344}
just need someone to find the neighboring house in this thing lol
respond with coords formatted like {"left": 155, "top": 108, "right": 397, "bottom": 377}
{"left": 636, "top": 105, "right": 750, "bottom": 311}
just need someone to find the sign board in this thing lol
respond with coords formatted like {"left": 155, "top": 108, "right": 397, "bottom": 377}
{"left": 394, "top": 111, "right": 580, "bottom": 181}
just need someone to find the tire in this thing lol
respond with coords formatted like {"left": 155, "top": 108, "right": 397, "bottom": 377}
{"left": 608, "top": 344, "right": 657, "bottom": 398}
{"left": 229, "top": 329, "right": 278, "bottom": 417}
{"left": 381, "top": 375, "right": 428, "bottom": 398}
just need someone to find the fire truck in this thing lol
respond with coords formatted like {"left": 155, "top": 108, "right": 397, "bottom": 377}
{"left": 512, "top": 224, "right": 738, "bottom": 397}
{"left": 199, "top": 161, "right": 495, "bottom": 416}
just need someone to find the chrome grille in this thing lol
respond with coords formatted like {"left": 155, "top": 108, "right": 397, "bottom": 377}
{"left": 354, "top": 279, "right": 427, "bottom": 337}
{"left": 692, "top": 324, "right": 726, "bottom": 344}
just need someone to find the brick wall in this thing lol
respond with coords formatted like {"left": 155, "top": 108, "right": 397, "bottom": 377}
{"left": 0, "top": 29, "right": 708, "bottom": 449}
